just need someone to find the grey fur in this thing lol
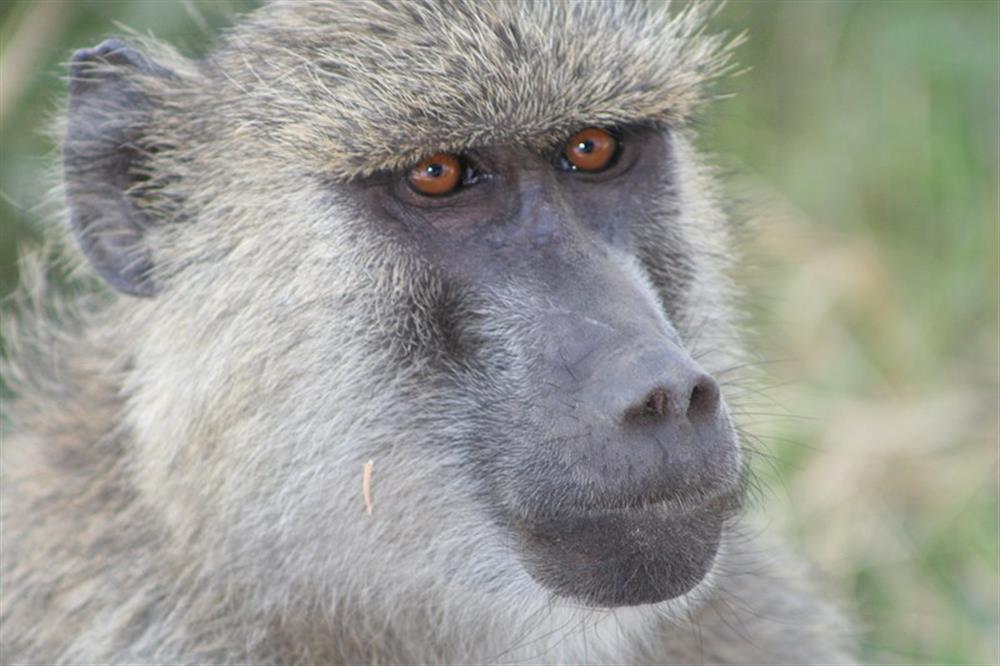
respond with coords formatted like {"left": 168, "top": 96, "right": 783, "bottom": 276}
{"left": 1, "top": 1, "right": 855, "bottom": 663}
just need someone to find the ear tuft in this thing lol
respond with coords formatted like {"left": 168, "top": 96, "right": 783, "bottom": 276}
{"left": 64, "top": 39, "right": 173, "bottom": 297}
{"left": 70, "top": 38, "right": 152, "bottom": 80}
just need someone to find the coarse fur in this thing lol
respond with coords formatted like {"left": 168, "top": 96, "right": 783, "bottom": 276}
{"left": 1, "top": 1, "right": 855, "bottom": 664}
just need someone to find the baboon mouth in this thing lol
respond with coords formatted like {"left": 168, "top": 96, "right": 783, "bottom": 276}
{"left": 513, "top": 492, "right": 740, "bottom": 607}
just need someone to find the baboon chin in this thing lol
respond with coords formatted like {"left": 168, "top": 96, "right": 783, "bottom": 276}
{"left": 1, "top": 1, "right": 855, "bottom": 664}
{"left": 516, "top": 497, "right": 736, "bottom": 607}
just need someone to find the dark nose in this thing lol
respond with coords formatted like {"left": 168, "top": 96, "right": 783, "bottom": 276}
{"left": 578, "top": 344, "right": 722, "bottom": 427}
{"left": 543, "top": 340, "right": 738, "bottom": 510}
{"left": 623, "top": 371, "right": 721, "bottom": 425}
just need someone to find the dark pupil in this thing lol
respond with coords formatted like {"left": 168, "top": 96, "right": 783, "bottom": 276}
{"left": 426, "top": 163, "right": 444, "bottom": 177}
{"left": 576, "top": 139, "right": 594, "bottom": 154}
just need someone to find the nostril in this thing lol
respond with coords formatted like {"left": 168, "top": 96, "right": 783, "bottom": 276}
{"left": 643, "top": 389, "right": 668, "bottom": 418}
{"left": 625, "top": 387, "right": 670, "bottom": 423}
{"left": 687, "top": 375, "right": 721, "bottom": 421}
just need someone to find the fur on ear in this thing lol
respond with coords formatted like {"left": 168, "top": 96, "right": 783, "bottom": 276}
{"left": 64, "top": 38, "right": 172, "bottom": 297}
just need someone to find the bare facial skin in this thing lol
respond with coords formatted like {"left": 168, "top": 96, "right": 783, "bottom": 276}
{"left": 357, "top": 126, "right": 744, "bottom": 606}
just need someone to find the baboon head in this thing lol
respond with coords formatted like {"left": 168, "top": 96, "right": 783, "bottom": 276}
{"left": 64, "top": 1, "right": 745, "bottom": 613}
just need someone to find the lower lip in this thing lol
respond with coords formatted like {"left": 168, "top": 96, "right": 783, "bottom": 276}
{"left": 513, "top": 495, "right": 737, "bottom": 607}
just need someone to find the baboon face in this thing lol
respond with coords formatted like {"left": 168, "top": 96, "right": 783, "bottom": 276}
{"left": 350, "top": 127, "right": 744, "bottom": 606}
{"left": 64, "top": 2, "right": 743, "bottom": 610}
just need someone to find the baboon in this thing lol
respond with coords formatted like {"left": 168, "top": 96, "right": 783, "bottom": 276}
{"left": 1, "top": 1, "right": 855, "bottom": 663}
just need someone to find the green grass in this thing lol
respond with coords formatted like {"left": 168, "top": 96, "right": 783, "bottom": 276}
{"left": 2, "top": 1, "right": 997, "bottom": 663}
{"left": 710, "top": 2, "right": 998, "bottom": 663}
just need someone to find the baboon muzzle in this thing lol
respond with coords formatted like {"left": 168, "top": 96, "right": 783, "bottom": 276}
{"left": 501, "top": 262, "right": 744, "bottom": 606}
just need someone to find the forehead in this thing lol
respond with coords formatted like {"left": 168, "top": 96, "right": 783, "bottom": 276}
{"left": 214, "top": 0, "right": 732, "bottom": 179}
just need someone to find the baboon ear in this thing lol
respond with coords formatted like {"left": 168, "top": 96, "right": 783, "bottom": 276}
{"left": 64, "top": 39, "right": 173, "bottom": 297}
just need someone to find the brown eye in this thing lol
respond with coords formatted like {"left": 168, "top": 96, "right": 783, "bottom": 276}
{"left": 562, "top": 127, "right": 618, "bottom": 173}
{"left": 408, "top": 153, "right": 461, "bottom": 196}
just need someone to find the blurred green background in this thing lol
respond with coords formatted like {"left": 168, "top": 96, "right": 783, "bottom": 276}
{"left": 1, "top": 1, "right": 996, "bottom": 663}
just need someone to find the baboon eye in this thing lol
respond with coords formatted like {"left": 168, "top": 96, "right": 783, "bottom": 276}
{"left": 408, "top": 153, "right": 462, "bottom": 196}
{"left": 559, "top": 127, "right": 619, "bottom": 173}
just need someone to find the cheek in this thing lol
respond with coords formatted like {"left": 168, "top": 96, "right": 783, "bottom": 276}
{"left": 215, "top": 390, "right": 512, "bottom": 599}
{"left": 133, "top": 291, "right": 508, "bottom": 595}
{"left": 136, "top": 190, "right": 554, "bottom": 596}
{"left": 132, "top": 246, "right": 519, "bottom": 596}
{"left": 126, "top": 200, "right": 371, "bottom": 535}
{"left": 126, "top": 290, "right": 365, "bottom": 550}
